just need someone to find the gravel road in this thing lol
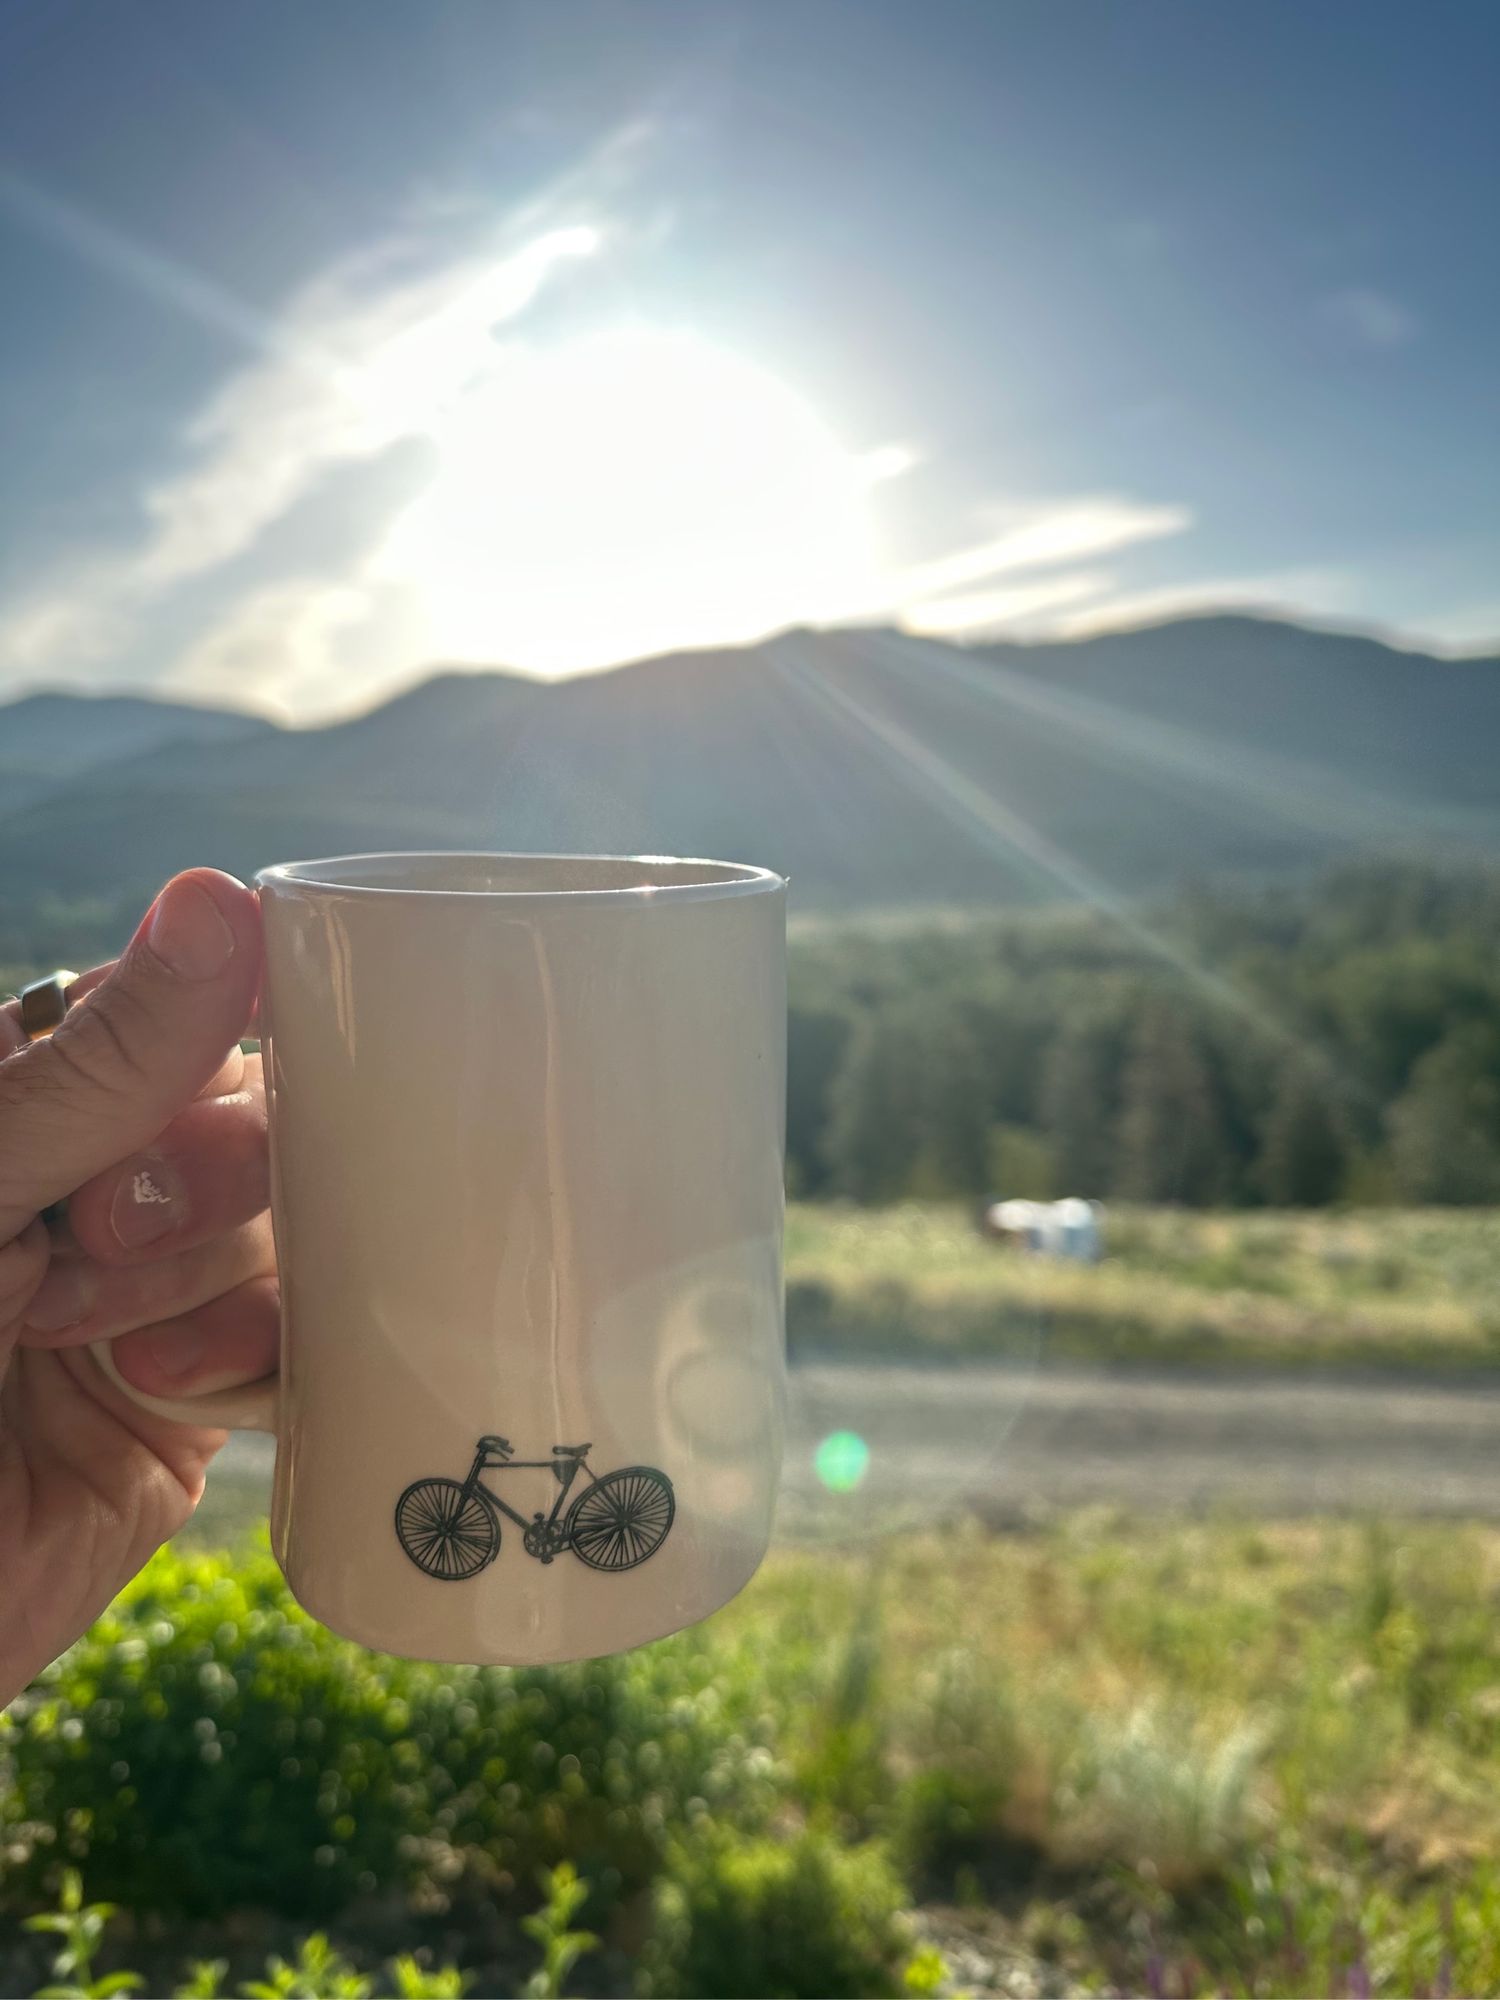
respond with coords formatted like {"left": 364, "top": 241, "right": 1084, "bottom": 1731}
{"left": 197, "top": 1362, "right": 1500, "bottom": 1545}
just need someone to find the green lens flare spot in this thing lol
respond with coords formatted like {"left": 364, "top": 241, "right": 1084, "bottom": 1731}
{"left": 814, "top": 1430, "right": 870, "bottom": 1493}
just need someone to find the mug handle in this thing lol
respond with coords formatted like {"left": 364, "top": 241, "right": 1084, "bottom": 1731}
{"left": 89, "top": 1338, "right": 278, "bottom": 1433}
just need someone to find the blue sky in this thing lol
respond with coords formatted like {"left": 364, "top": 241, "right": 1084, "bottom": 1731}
{"left": 0, "top": 0, "right": 1495, "bottom": 718}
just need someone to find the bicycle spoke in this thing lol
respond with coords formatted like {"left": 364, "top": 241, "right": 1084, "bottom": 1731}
{"left": 565, "top": 1467, "right": 673, "bottom": 1569}
{"left": 396, "top": 1475, "right": 499, "bottom": 1578}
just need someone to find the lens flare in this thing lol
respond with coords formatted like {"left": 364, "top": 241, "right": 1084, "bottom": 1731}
{"left": 814, "top": 1430, "right": 871, "bottom": 1493}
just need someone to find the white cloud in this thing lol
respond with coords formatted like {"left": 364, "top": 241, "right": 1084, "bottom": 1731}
{"left": 0, "top": 181, "right": 603, "bottom": 699}
{"left": 901, "top": 571, "right": 1112, "bottom": 637}
{"left": 162, "top": 575, "right": 421, "bottom": 720}
{"left": 1, "top": 158, "right": 901, "bottom": 708}
{"left": 1376, "top": 601, "right": 1500, "bottom": 655}
{"left": 859, "top": 442, "right": 922, "bottom": 485}
{"left": 0, "top": 148, "right": 1210, "bottom": 716}
{"left": 0, "top": 591, "right": 124, "bottom": 674}
{"left": 0, "top": 153, "right": 1213, "bottom": 714}
{"left": 1320, "top": 287, "right": 1419, "bottom": 350}
{"left": 897, "top": 498, "right": 1191, "bottom": 605}
{"left": 1, "top": 225, "right": 598, "bottom": 654}
{"left": 1046, "top": 567, "right": 1360, "bottom": 637}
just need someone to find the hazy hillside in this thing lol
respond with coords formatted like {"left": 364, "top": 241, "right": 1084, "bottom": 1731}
{"left": 0, "top": 689, "right": 277, "bottom": 812}
{"left": 0, "top": 617, "right": 1496, "bottom": 950}
{"left": 974, "top": 619, "right": 1500, "bottom": 807}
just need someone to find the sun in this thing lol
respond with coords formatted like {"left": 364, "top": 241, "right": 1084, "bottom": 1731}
{"left": 370, "top": 325, "right": 883, "bottom": 676}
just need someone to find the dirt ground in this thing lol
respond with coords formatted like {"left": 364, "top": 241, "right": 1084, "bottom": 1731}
{"left": 198, "top": 1360, "right": 1500, "bottom": 1548}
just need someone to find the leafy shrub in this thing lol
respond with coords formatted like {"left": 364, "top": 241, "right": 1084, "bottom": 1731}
{"left": 407, "top": 1640, "right": 781, "bottom": 1896}
{"left": 1050, "top": 1701, "right": 1263, "bottom": 1890}
{"left": 890, "top": 1765, "right": 1012, "bottom": 1896}
{"left": 637, "top": 1830, "right": 911, "bottom": 1999}
{"left": 23, "top": 1866, "right": 140, "bottom": 2000}
{"left": 0, "top": 1540, "right": 784, "bottom": 1919}
{"left": 1182, "top": 1842, "right": 1500, "bottom": 2000}
{"left": 4, "top": 1545, "right": 424, "bottom": 1915}
{"left": 788, "top": 1567, "right": 888, "bottom": 1826}
{"left": 519, "top": 1862, "right": 598, "bottom": 1999}
{"left": 237, "top": 1933, "right": 378, "bottom": 1998}
{"left": 18, "top": 1871, "right": 469, "bottom": 1999}
{"left": 887, "top": 1649, "right": 1016, "bottom": 1890}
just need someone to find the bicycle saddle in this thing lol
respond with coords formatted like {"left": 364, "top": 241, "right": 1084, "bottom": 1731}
{"left": 551, "top": 1442, "right": 591, "bottom": 1456}
{"left": 478, "top": 1434, "right": 513, "bottom": 1457}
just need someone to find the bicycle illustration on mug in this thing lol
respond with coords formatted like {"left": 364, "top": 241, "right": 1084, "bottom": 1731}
{"left": 394, "top": 1434, "right": 675, "bottom": 1581}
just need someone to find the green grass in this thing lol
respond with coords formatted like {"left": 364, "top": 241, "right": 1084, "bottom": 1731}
{"left": 674, "top": 1512, "right": 1500, "bottom": 1995}
{"left": 8, "top": 1516, "right": 1500, "bottom": 1995}
{"left": 786, "top": 1202, "right": 1500, "bottom": 1371}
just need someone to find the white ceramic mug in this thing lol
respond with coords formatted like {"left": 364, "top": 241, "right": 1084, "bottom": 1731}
{"left": 94, "top": 852, "right": 787, "bottom": 1665}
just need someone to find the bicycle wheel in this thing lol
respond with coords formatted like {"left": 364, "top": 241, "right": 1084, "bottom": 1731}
{"left": 567, "top": 1467, "right": 675, "bottom": 1572}
{"left": 395, "top": 1478, "right": 500, "bottom": 1580}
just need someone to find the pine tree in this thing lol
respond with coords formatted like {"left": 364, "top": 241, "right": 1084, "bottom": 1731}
{"left": 824, "top": 1014, "right": 921, "bottom": 1203}
{"left": 787, "top": 1005, "right": 852, "bottom": 1195}
{"left": 824, "top": 1001, "right": 991, "bottom": 1201}
{"left": 1115, "top": 1001, "right": 1231, "bottom": 1205}
{"left": 1388, "top": 1026, "right": 1500, "bottom": 1204}
{"left": 1039, "top": 1018, "right": 1122, "bottom": 1195}
{"left": 1259, "top": 1067, "right": 1349, "bottom": 1206}
{"left": 919, "top": 1005, "right": 992, "bottom": 1194}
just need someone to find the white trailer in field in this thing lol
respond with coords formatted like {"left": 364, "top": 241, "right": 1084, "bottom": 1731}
{"left": 980, "top": 1196, "right": 1104, "bottom": 1263}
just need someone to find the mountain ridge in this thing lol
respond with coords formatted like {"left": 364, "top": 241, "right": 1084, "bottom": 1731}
{"left": 5, "top": 610, "right": 1493, "bottom": 736}
{"left": 1, "top": 616, "right": 1496, "bottom": 935}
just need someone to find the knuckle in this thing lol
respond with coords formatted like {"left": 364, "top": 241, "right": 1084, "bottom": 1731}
{"left": 45, "top": 989, "right": 154, "bottom": 1099}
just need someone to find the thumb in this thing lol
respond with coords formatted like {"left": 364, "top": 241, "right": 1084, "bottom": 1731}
{"left": 0, "top": 870, "right": 261, "bottom": 1242}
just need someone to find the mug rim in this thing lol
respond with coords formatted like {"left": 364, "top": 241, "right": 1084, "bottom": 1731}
{"left": 255, "top": 850, "right": 786, "bottom": 904}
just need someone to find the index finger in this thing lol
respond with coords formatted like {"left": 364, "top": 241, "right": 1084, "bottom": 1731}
{"left": 3, "top": 969, "right": 246, "bottom": 1110}
{"left": 0, "top": 963, "right": 113, "bottom": 1060}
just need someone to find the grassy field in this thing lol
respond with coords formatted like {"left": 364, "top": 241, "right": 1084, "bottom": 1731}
{"left": 7, "top": 1515, "right": 1500, "bottom": 1996}
{"left": 786, "top": 1203, "right": 1500, "bottom": 1372}
{"left": 742, "top": 1514, "right": 1500, "bottom": 1997}
{"left": 9, "top": 1204, "right": 1500, "bottom": 1993}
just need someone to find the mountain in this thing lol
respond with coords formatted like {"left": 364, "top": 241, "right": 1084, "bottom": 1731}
{"left": 0, "top": 617, "right": 1497, "bottom": 952}
{"left": 971, "top": 618, "right": 1500, "bottom": 810}
{"left": 0, "top": 689, "right": 278, "bottom": 813}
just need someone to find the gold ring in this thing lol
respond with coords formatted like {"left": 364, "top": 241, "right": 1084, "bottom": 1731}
{"left": 19, "top": 970, "right": 79, "bottom": 1042}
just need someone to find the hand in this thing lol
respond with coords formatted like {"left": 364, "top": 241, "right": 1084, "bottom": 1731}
{"left": 0, "top": 870, "right": 276, "bottom": 1704}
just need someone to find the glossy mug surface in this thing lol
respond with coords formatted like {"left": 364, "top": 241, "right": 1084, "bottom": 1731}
{"left": 95, "top": 852, "right": 788, "bottom": 1664}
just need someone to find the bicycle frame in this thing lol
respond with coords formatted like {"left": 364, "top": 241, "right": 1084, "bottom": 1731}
{"left": 459, "top": 1444, "right": 599, "bottom": 1534}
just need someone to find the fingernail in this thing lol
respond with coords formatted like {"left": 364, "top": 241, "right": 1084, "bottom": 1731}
{"left": 110, "top": 1157, "right": 188, "bottom": 1249}
{"left": 146, "top": 881, "right": 236, "bottom": 982}
{"left": 25, "top": 1262, "right": 94, "bottom": 1333}
{"left": 147, "top": 1322, "right": 206, "bottom": 1379}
